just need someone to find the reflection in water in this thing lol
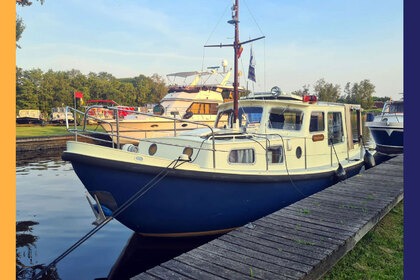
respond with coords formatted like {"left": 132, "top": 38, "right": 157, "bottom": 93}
{"left": 16, "top": 221, "right": 61, "bottom": 280}
{"left": 107, "top": 233, "right": 221, "bottom": 280}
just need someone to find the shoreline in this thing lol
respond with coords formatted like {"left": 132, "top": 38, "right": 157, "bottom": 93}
{"left": 16, "top": 133, "right": 111, "bottom": 152}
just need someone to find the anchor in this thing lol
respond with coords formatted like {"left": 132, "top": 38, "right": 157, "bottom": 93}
{"left": 86, "top": 193, "right": 112, "bottom": 225}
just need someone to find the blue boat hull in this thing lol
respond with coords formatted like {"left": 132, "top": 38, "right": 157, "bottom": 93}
{"left": 63, "top": 153, "right": 364, "bottom": 237}
{"left": 369, "top": 127, "right": 403, "bottom": 154}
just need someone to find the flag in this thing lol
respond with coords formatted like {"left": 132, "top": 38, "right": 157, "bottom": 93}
{"left": 237, "top": 45, "right": 244, "bottom": 58}
{"left": 74, "top": 91, "right": 83, "bottom": 99}
{"left": 248, "top": 47, "right": 256, "bottom": 82}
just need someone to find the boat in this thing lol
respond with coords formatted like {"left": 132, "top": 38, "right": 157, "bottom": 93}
{"left": 97, "top": 64, "right": 239, "bottom": 144}
{"left": 16, "top": 109, "right": 45, "bottom": 125}
{"left": 62, "top": 0, "right": 376, "bottom": 237}
{"left": 49, "top": 107, "right": 75, "bottom": 124}
{"left": 83, "top": 99, "right": 136, "bottom": 124}
{"left": 365, "top": 97, "right": 403, "bottom": 154}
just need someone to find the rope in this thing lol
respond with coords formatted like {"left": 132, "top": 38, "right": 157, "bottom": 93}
{"left": 31, "top": 158, "right": 181, "bottom": 280}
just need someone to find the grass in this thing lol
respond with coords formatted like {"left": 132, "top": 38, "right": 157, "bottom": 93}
{"left": 322, "top": 201, "right": 403, "bottom": 279}
{"left": 16, "top": 124, "right": 105, "bottom": 138}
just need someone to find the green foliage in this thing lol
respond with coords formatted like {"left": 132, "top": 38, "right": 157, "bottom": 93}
{"left": 314, "top": 78, "right": 341, "bottom": 102}
{"left": 323, "top": 201, "right": 403, "bottom": 280}
{"left": 16, "top": 16, "right": 25, "bottom": 49}
{"left": 342, "top": 79, "right": 376, "bottom": 109}
{"left": 293, "top": 79, "right": 378, "bottom": 110}
{"left": 15, "top": 67, "right": 168, "bottom": 116}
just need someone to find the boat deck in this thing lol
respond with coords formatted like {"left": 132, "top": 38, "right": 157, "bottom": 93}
{"left": 131, "top": 154, "right": 403, "bottom": 280}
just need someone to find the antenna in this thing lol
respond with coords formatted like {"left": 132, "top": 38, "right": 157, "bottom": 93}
{"left": 204, "top": 0, "right": 264, "bottom": 123}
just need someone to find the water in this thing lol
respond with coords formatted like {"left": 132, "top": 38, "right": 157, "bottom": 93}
{"left": 16, "top": 150, "right": 216, "bottom": 280}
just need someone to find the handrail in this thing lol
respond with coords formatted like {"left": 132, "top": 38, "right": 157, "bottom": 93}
{"left": 65, "top": 105, "right": 218, "bottom": 169}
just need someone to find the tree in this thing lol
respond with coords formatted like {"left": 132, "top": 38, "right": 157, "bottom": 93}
{"left": 16, "top": 16, "right": 25, "bottom": 49}
{"left": 342, "top": 80, "right": 376, "bottom": 109}
{"left": 290, "top": 84, "right": 310, "bottom": 96}
{"left": 313, "top": 78, "right": 341, "bottom": 102}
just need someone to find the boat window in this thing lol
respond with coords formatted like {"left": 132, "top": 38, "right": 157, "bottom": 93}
{"left": 238, "top": 107, "right": 263, "bottom": 127}
{"left": 268, "top": 108, "right": 303, "bottom": 131}
{"left": 215, "top": 109, "right": 233, "bottom": 128}
{"left": 268, "top": 146, "right": 284, "bottom": 164}
{"left": 228, "top": 149, "right": 255, "bottom": 164}
{"left": 389, "top": 103, "right": 403, "bottom": 113}
{"left": 328, "top": 112, "right": 344, "bottom": 144}
{"left": 309, "top": 112, "right": 325, "bottom": 132}
{"left": 187, "top": 102, "right": 219, "bottom": 115}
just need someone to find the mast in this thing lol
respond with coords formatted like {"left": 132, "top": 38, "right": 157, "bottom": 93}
{"left": 204, "top": 0, "right": 264, "bottom": 124}
{"left": 231, "top": 0, "right": 240, "bottom": 123}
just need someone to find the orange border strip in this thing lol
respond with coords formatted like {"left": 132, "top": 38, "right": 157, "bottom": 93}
{"left": 1, "top": 1, "right": 16, "bottom": 279}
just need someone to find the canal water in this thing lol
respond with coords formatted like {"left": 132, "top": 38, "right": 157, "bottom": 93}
{"left": 16, "top": 150, "right": 218, "bottom": 280}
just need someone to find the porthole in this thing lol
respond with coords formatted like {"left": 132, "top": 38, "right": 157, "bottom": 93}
{"left": 296, "top": 146, "right": 302, "bottom": 159}
{"left": 183, "top": 147, "right": 193, "bottom": 158}
{"left": 148, "top": 144, "right": 157, "bottom": 156}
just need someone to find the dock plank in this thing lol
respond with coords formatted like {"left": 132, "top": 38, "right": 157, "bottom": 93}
{"left": 131, "top": 155, "right": 403, "bottom": 280}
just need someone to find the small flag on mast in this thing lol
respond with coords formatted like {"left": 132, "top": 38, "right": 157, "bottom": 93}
{"left": 248, "top": 46, "right": 256, "bottom": 82}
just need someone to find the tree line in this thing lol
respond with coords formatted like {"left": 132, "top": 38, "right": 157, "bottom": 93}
{"left": 290, "top": 78, "right": 388, "bottom": 110}
{"left": 16, "top": 67, "right": 168, "bottom": 116}
{"left": 16, "top": 67, "right": 388, "bottom": 116}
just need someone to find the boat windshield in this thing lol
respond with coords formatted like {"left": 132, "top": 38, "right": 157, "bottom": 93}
{"left": 268, "top": 107, "right": 304, "bottom": 131}
{"left": 215, "top": 106, "right": 263, "bottom": 128}
{"left": 384, "top": 102, "right": 403, "bottom": 114}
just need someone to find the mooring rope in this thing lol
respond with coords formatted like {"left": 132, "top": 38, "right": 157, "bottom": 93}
{"left": 31, "top": 157, "right": 184, "bottom": 280}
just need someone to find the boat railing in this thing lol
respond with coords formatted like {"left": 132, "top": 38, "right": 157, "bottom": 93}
{"left": 65, "top": 105, "right": 218, "bottom": 168}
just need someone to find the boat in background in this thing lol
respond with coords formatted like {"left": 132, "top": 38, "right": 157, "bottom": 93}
{"left": 16, "top": 109, "right": 45, "bottom": 125}
{"left": 62, "top": 0, "right": 376, "bottom": 237}
{"left": 50, "top": 107, "right": 75, "bottom": 124}
{"left": 83, "top": 99, "right": 136, "bottom": 124}
{"left": 98, "top": 64, "right": 239, "bottom": 144}
{"left": 365, "top": 97, "right": 403, "bottom": 154}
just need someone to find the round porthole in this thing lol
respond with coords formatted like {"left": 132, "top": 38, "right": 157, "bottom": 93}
{"left": 148, "top": 144, "right": 157, "bottom": 156}
{"left": 296, "top": 146, "right": 302, "bottom": 159}
{"left": 183, "top": 147, "right": 193, "bottom": 158}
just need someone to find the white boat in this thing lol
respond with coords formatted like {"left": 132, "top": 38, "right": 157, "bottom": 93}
{"left": 365, "top": 97, "right": 403, "bottom": 154}
{"left": 50, "top": 107, "right": 75, "bottom": 124}
{"left": 16, "top": 109, "right": 45, "bottom": 125}
{"left": 98, "top": 66, "right": 237, "bottom": 144}
{"left": 62, "top": 0, "right": 376, "bottom": 237}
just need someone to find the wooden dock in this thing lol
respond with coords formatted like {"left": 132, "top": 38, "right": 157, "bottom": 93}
{"left": 131, "top": 155, "right": 403, "bottom": 280}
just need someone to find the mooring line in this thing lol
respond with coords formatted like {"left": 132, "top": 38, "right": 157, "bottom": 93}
{"left": 32, "top": 157, "right": 182, "bottom": 280}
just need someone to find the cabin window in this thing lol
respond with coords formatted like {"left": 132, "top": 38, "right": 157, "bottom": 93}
{"left": 268, "top": 146, "right": 284, "bottom": 164}
{"left": 215, "top": 109, "right": 233, "bottom": 128}
{"left": 228, "top": 149, "right": 255, "bottom": 164}
{"left": 268, "top": 108, "right": 303, "bottom": 131}
{"left": 215, "top": 107, "right": 263, "bottom": 129}
{"left": 309, "top": 112, "right": 325, "bottom": 132}
{"left": 238, "top": 107, "right": 263, "bottom": 127}
{"left": 187, "top": 102, "right": 218, "bottom": 115}
{"left": 328, "top": 112, "right": 344, "bottom": 144}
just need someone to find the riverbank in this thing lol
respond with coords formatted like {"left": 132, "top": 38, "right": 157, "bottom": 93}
{"left": 16, "top": 124, "right": 109, "bottom": 152}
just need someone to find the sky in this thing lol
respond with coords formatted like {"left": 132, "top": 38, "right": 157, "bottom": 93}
{"left": 16, "top": 0, "right": 403, "bottom": 100}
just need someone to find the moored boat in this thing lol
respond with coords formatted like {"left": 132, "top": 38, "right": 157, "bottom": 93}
{"left": 98, "top": 66, "right": 239, "bottom": 144}
{"left": 16, "top": 109, "right": 45, "bottom": 125}
{"left": 62, "top": 0, "right": 376, "bottom": 237}
{"left": 50, "top": 107, "right": 75, "bottom": 124}
{"left": 365, "top": 97, "right": 403, "bottom": 154}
